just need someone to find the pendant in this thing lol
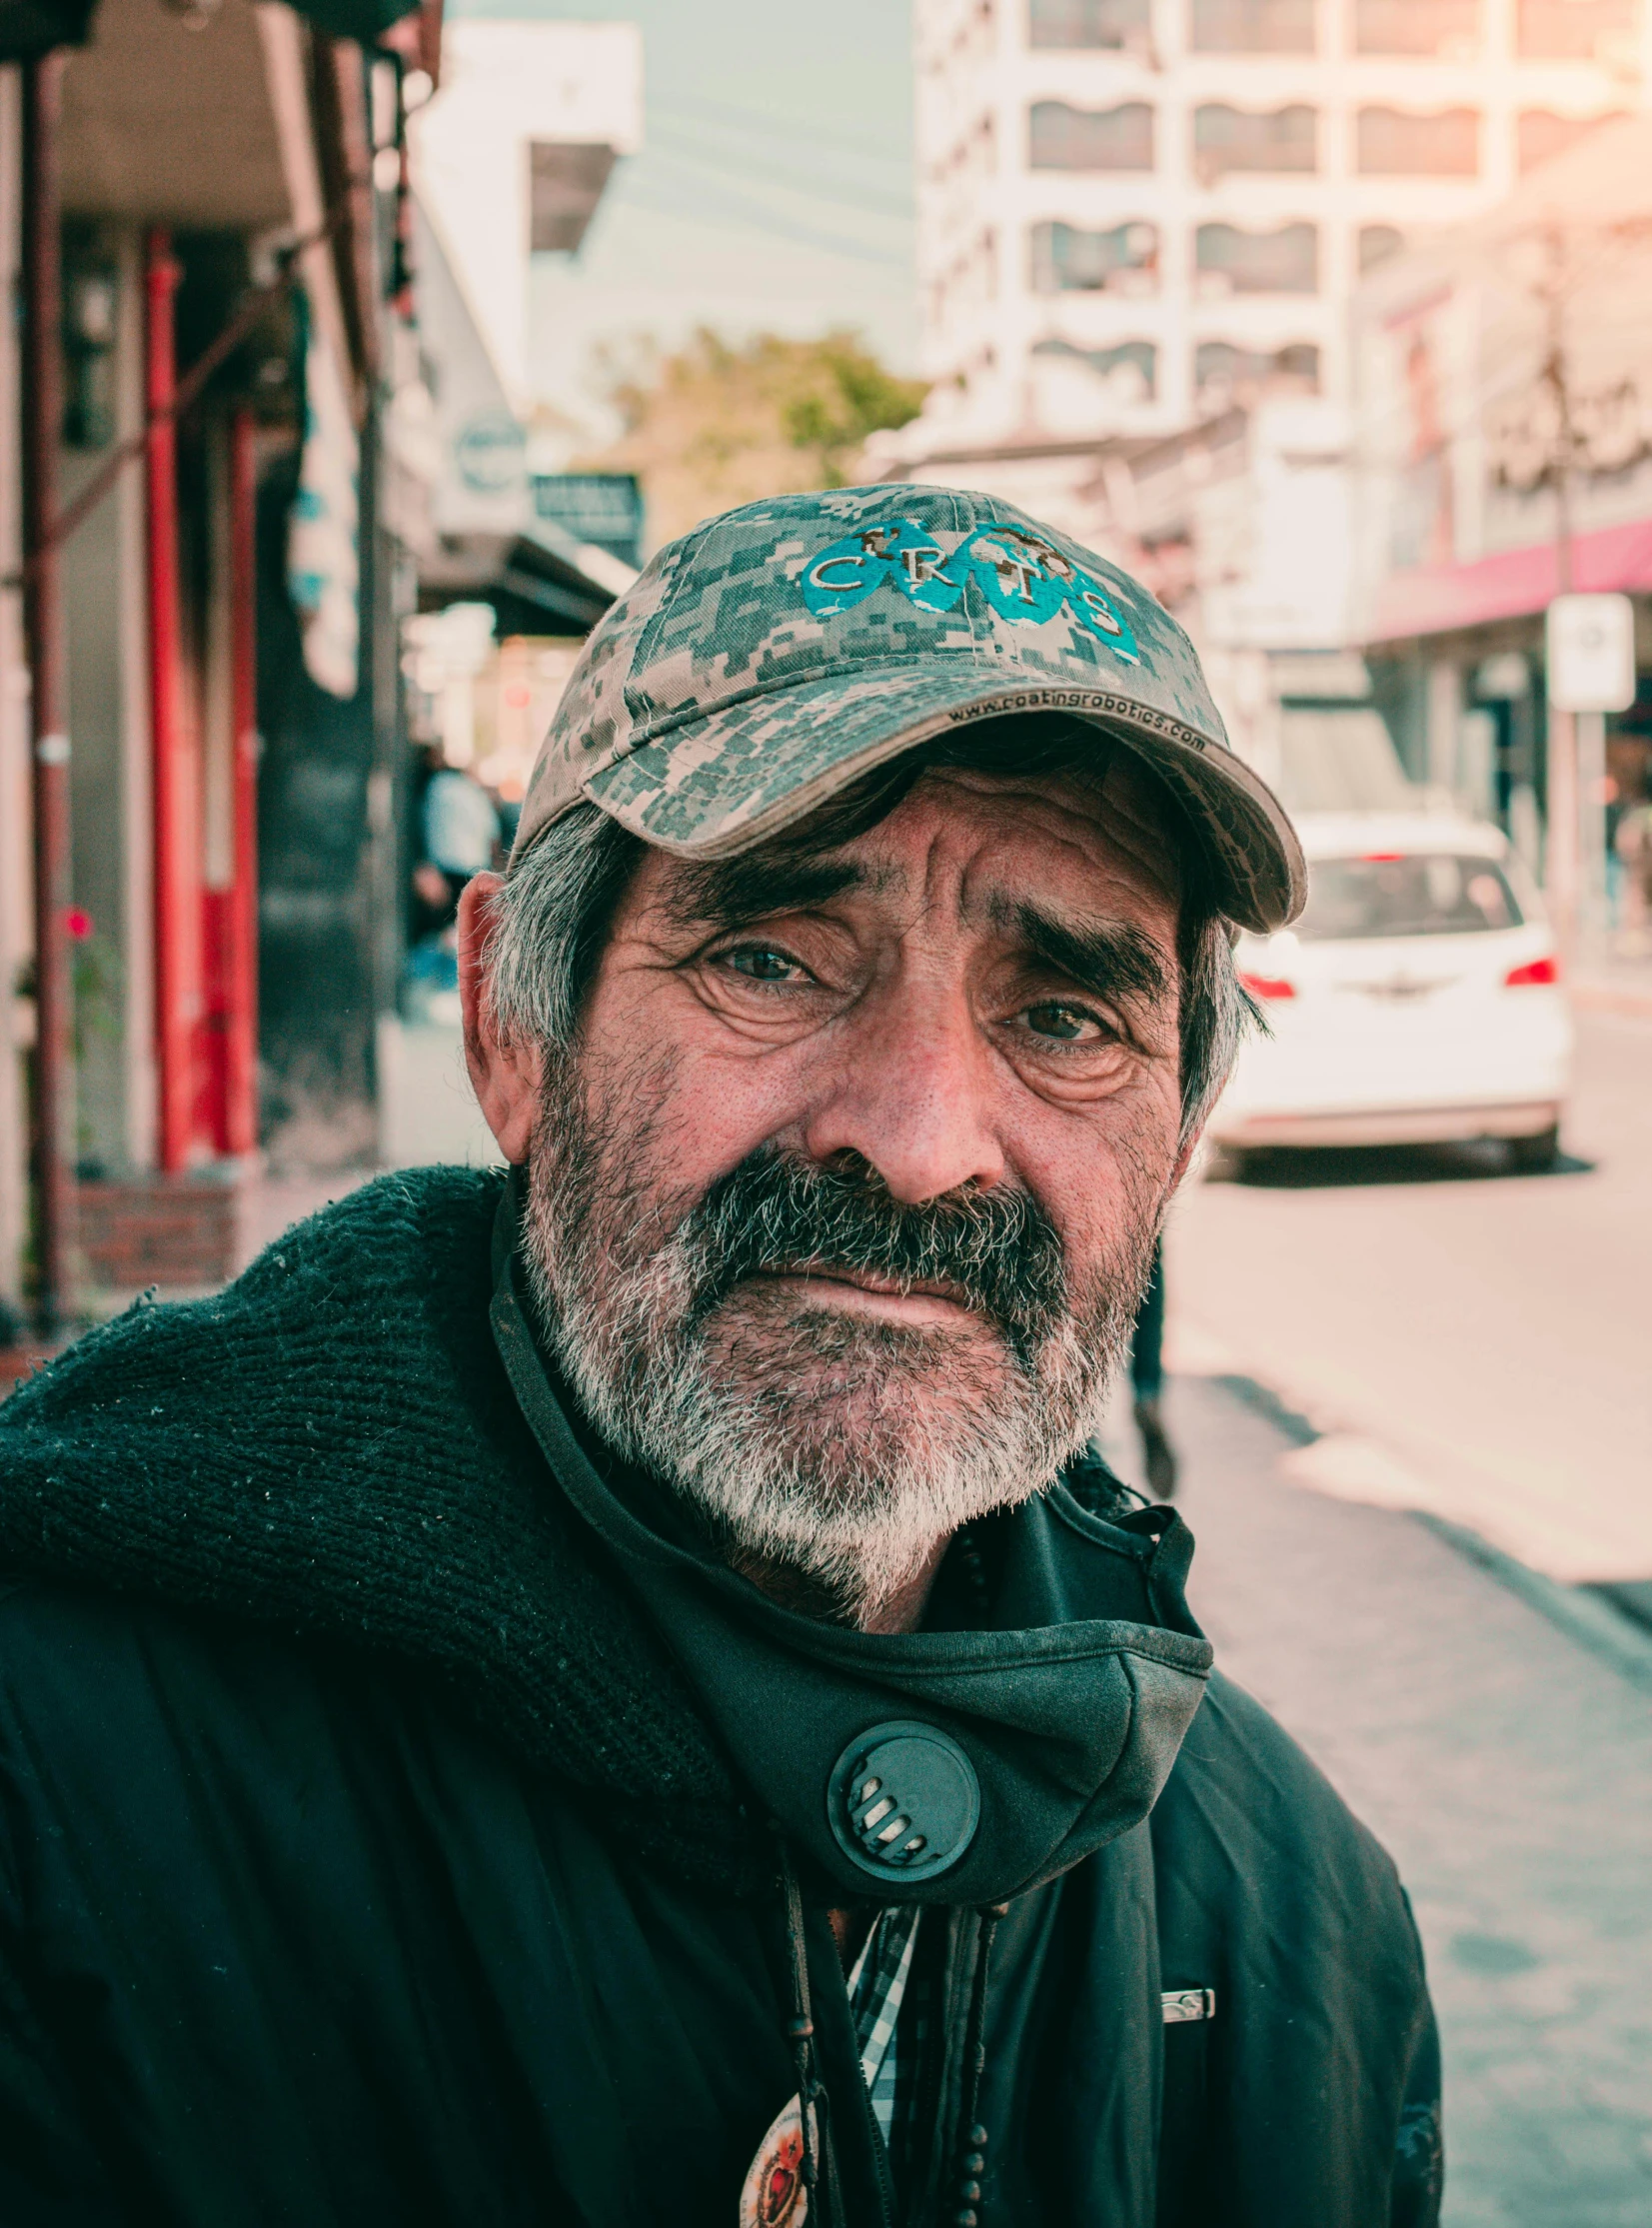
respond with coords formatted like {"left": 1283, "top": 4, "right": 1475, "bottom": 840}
{"left": 739, "top": 2093, "right": 811, "bottom": 2227}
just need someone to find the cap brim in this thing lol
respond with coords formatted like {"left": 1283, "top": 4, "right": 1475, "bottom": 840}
{"left": 577, "top": 660, "right": 1306, "bottom": 933}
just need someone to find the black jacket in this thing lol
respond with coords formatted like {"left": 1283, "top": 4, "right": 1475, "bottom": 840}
{"left": 0, "top": 1168, "right": 1442, "bottom": 2226}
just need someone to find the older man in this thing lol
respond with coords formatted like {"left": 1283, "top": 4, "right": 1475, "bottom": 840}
{"left": 0, "top": 489, "right": 1439, "bottom": 2227}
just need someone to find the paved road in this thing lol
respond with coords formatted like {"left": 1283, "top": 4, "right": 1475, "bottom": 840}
{"left": 1164, "top": 1008, "right": 1652, "bottom": 1585}
{"left": 1097, "top": 1372, "right": 1652, "bottom": 2228}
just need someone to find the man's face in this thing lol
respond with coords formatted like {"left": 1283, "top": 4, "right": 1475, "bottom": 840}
{"left": 472, "top": 762, "right": 1190, "bottom": 1623}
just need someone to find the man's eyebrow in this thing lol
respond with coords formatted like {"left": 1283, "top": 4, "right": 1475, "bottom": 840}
{"left": 1011, "top": 901, "right": 1173, "bottom": 1011}
{"left": 657, "top": 853, "right": 865, "bottom": 932}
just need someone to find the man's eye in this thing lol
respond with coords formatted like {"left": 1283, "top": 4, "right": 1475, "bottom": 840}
{"left": 1024, "top": 1001, "right": 1103, "bottom": 1043}
{"left": 722, "top": 946, "right": 804, "bottom": 984}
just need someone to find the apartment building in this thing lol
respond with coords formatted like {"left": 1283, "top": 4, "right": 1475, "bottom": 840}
{"left": 908, "top": 0, "right": 1649, "bottom": 451}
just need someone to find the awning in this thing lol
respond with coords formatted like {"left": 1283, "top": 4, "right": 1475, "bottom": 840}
{"left": 0, "top": 0, "right": 425, "bottom": 61}
{"left": 288, "top": 0, "right": 427, "bottom": 39}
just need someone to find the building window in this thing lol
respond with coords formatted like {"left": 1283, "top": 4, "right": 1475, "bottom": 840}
{"left": 1190, "top": 0, "right": 1315, "bottom": 49}
{"left": 1353, "top": 0, "right": 1479, "bottom": 52}
{"left": 1517, "top": 108, "right": 1624, "bottom": 170}
{"left": 1517, "top": 0, "right": 1637, "bottom": 56}
{"left": 1358, "top": 223, "right": 1406, "bottom": 270}
{"left": 1195, "top": 341, "right": 1320, "bottom": 409}
{"left": 1196, "top": 221, "right": 1318, "bottom": 294}
{"left": 530, "top": 143, "right": 620, "bottom": 254}
{"left": 1028, "top": 0, "right": 1152, "bottom": 48}
{"left": 1032, "top": 336, "right": 1158, "bottom": 402}
{"left": 1030, "top": 100, "right": 1155, "bottom": 170}
{"left": 1356, "top": 107, "right": 1479, "bottom": 173}
{"left": 1030, "top": 219, "right": 1159, "bottom": 293}
{"left": 1193, "top": 104, "right": 1317, "bottom": 180}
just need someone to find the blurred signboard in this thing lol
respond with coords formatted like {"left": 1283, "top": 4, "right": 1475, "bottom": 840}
{"left": 531, "top": 474, "right": 643, "bottom": 567}
{"left": 1545, "top": 593, "right": 1637, "bottom": 713}
{"left": 456, "top": 412, "right": 528, "bottom": 497}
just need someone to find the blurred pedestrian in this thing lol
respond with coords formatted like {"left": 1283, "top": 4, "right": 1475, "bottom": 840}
{"left": 0, "top": 490, "right": 1439, "bottom": 2227}
{"left": 411, "top": 744, "right": 502, "bottom": 940}
{"left": 1130, "top": 1236, "right": 1178, "bottom": 1499}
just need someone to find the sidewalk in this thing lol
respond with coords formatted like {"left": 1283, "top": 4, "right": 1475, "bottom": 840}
{"left": 1571, "top": 948, "right": 1652, "bottom": 1021}
{"left": 246, "top": 1018, "right": 501, "bottom": 1259}
{"left": 1101, "top": 1372, "right": 1652, "bottom": 2228}
{"left": 1164, "top": 1005, "right": 1652, "bottom": 1590}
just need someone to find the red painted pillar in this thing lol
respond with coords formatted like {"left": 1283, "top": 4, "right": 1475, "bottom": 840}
{"left": 145, "top": 228, "right": 199, "bottom": 1173}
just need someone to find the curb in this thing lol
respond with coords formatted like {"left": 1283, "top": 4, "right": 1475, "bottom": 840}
{"left": 1205, "top": 1367, "right": 1652, "bottom": 1697}
{"left": 1413, "top": 1514, "right": 1652, "bottom": 1697}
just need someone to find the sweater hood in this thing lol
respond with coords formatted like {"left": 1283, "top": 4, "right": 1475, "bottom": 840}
{"left": 0, "top": 1167, "right": 753, "bottom": 1889}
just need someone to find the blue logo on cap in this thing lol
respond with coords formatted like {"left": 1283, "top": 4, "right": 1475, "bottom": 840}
{"left": 801, "top": 517, "right": 1140, "bottom": 664}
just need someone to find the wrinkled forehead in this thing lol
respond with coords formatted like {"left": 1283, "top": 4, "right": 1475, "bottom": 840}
{"left": 799, "top": 751, "right": 1185, "bottom": 907}
{"left": 645, "top": 751, "right": 1190, "bottom": 950}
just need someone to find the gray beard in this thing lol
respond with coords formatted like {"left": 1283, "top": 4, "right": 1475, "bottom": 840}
{"left": 522, "top": 1057, "right": 1159, "bottom": 1625}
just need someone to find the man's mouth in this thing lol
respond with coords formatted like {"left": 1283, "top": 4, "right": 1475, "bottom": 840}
{"left": 749, "top": 1264, "right": 982, "bottom": 1327}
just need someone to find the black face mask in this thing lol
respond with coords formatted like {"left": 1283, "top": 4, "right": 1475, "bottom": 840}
{"left": 492, "top": 1189, "right": 1212, "bottom": 1909}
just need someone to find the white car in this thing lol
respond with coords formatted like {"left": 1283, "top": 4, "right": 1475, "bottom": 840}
{"left": 1209, "top": 812, "right": 1573, "bottom": 1170}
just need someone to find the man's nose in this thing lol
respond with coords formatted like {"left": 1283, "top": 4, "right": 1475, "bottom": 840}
{"left": 800, "top": 984, "right": 1006, "bottom": 1204}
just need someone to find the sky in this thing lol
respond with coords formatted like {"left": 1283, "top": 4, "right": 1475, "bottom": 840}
{"left": 449, "top": 0, "right": 918, "bottom": 439}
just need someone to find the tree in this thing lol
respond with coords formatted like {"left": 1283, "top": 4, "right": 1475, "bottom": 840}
{"left": 587, "top": 328, "right": 925, "bottom": 552}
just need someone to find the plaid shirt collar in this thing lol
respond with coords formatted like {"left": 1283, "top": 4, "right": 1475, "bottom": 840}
{"left": 846, "top": 1906, "right": 924, "bottom": 2150}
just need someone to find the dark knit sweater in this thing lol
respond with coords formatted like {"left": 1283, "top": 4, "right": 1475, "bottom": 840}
{"left": 0, "top": 1167, "right": 1444, "bottom": 2228}
{"left": 0, "top": 1166, "right": 754, "bottom": 1890}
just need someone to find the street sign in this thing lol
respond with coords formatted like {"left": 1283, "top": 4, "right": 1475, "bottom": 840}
{"left": 1544, "top": 593, "right": 1637, "bottom": 713}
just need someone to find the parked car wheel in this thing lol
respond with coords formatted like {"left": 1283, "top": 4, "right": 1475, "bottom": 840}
{"left": 1507, "top": 1122, "right": 1560, "bottom": 1174}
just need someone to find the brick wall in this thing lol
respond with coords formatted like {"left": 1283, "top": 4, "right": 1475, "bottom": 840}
{"left": 77, "top": 1177, "right": 244, "bottom": 1295}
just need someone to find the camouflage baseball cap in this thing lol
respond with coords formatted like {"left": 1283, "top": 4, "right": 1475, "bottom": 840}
{"left": 514, "top": 483, "right": 1306, "bottom": 932}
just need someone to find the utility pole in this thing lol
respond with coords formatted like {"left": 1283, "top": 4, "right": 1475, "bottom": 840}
{"left": 1538, "top": 227, "right": 1581, "bottom": 958}
{"left": 1520, "top": 217, "right": 1652, "bottom": 954}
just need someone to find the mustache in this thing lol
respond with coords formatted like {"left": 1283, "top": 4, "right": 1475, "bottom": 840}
{"left": 675, "top": 1146, "right": 1069, "bottom": 1367}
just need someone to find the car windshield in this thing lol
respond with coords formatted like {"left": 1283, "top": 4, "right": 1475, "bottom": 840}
{"left": 1298, "top": 854, "right": 1523, "bottom": 941}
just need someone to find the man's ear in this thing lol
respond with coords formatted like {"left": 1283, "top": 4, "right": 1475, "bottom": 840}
{"left": 457, "top": 874, "right": 543, "bottom": 1165}
{"left": 1166, "top": 1124, "right": 1202, "bottom": 1196}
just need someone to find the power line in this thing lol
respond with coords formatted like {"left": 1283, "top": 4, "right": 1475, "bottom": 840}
{"left": 613, "top": 162, "right": 911, "bottom": 269}
{"left": 651, "top": 90, "right": 911, "bottom": 169}
{"left": 647, "top": 120, "right": 913, "bottom": 222}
